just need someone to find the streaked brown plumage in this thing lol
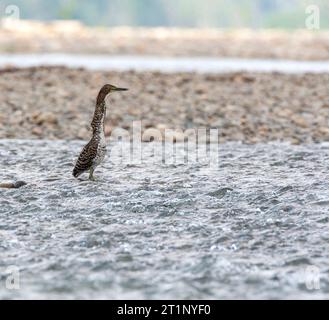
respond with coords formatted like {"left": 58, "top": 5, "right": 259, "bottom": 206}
{"left": 73, "top": 84, "right": 128, "bottom": 180}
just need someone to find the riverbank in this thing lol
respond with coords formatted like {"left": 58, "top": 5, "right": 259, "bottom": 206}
{"left": 0, "top": 66, "right": 328, "bottom": 143}
{"left": 1, "top": 20, "right": 329, "bottom": 60}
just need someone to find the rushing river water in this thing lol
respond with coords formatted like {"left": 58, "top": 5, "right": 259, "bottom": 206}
{"left": 0, "top": 140, "right": 328, "bottom": 299}
{"left": 1, "top": 54, "right": 329, "bottom": 73}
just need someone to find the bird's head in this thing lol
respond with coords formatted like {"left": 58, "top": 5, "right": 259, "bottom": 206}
{"left": 97, "top": 84, "right": 128, "bottom": 105}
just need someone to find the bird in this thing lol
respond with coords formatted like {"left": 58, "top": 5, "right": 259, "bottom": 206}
{"left": 73, "top": 84, "right": 128, "bottom": 181}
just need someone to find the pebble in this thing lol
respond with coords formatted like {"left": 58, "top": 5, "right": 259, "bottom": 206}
{"left": 0, "top": 66, "right": 328, "bottom": 144}
{"left": 33, "top": 112, "right": 58, "bottom": 125}
{"left": 0, "top": 181, "right": 27, "bottom": 189}
{"left": 32, "top": 127, "right": 43, "bottom": 136}
{"left": 1, "top": 21, "right": 329, "bottom": 60}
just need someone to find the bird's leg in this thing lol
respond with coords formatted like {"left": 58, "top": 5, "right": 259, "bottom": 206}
{"left": 89, "top": 168, "right": 96, "bottom": 181}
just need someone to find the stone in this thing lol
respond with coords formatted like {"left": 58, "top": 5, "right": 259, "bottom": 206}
{"left": 0, "top": 66, "right": 328, "bottom": 144}
{"left": 156, "top": 124, "right": 168, "bottom": 132}
{"left": 33, "top": 112, "right": 58, "bottom": 125}
{"left": 142, "top": 128, "right": 163, "bottom": 142}
{"left": 0, "top": 181, "right": 27, "bottom": 189}
{"left": 292, "top": 115, "right": 308, "bottom": 128}
{"left": 32, "top": 127, "right": 42, "bottom": 136}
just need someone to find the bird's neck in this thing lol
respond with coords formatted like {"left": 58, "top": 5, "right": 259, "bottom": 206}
{"left": 91, "top": 100, "right": 106, "bottom": 135}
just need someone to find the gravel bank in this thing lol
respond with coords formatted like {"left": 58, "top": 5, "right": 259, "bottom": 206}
{"left": 0, "top": 66, "right": 328, "bottom": 143}
{"left": 1, "top": 21, "right": 329, "bottom": 60}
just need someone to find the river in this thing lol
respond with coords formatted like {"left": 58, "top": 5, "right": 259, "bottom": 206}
{"left": 1, "top": 140, "right": 328, "bottom": 299}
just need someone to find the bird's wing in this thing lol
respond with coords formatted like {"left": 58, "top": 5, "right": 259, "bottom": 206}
{"left": 73, "top": 140, "right": 98, "bottom": 176}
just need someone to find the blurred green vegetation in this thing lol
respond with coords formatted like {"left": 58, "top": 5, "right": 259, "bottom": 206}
{"left": 1, "top": 0, "right": 329, "bottom": 29}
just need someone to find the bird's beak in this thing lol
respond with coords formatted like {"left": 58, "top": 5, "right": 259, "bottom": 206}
{"left": 114, "top": 87, "right": 128, "bottom": 91}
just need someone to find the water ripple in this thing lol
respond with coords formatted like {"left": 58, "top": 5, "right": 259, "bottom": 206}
{"left": 0, "top": 140, "right": 328, "bottom": 299}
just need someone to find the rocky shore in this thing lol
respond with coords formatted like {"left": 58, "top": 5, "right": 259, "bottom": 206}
{"left": 0, "top": 66, "right": 328, "bottom": 144}
{"left": 1, "top": 20, "right": 329, "bottom": 60}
